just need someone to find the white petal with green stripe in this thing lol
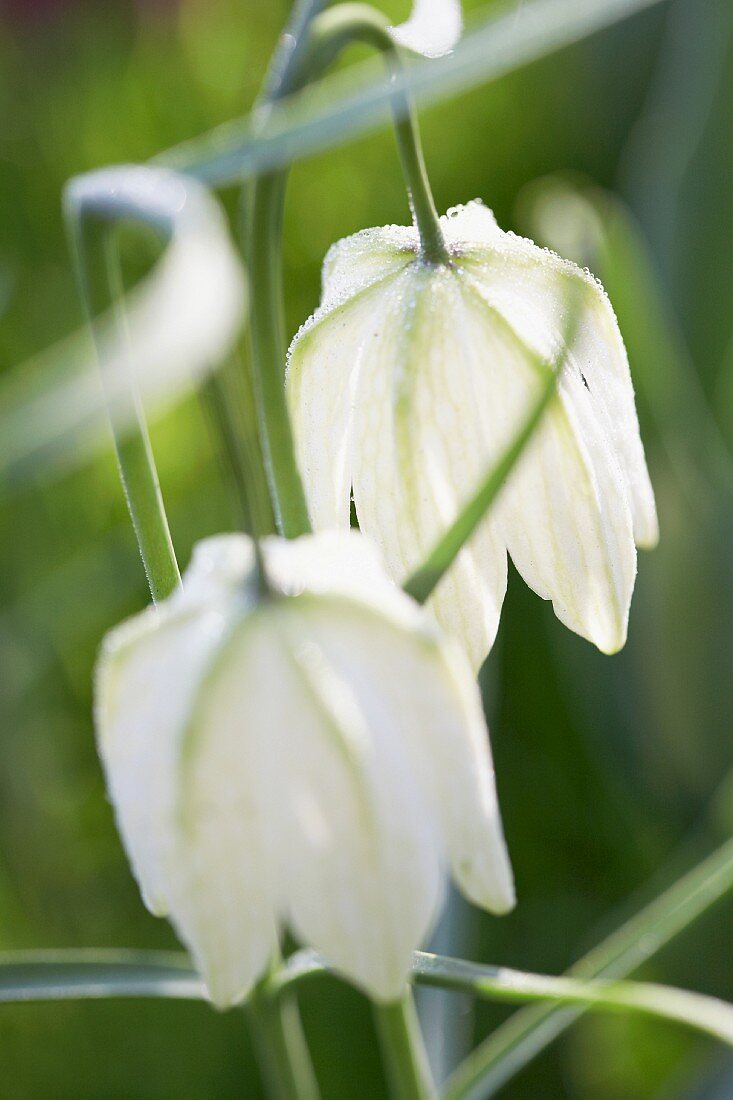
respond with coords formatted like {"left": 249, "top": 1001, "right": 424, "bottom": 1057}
{"left": 95, "top": 530, "right": 513, "bottom": 1006}
{"left": 287, "top": 200, "right": 657, "bottom": 668}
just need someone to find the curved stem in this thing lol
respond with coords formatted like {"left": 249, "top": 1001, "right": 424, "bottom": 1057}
{"left": 243, "top": 1, "right": 329, "bottom": 540}
{"left": 246, "top": 3, "right": 447, "bottom": 537}
{"left": 305, "top": 3, "right": 447, "bottom": 262}
{"left": 246, "top": 172, "right": 312, "bottom": 538}
{"left": 67, "top": 212, "right": 180, "bottom": 603}
{"left": 373, "top": 995, "right": 438, "bottom": 1100}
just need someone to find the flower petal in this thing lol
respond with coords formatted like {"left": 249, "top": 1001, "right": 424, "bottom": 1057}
{"left": 264, "top": 528, "right": 425, "bottom": 629}
{"left": 97, "top": 542, "right": 279, "bottom": 1008}
{"left": 344, "top": 263, "right": 508, "bottom": 670}
{"left": 272, "top": 610, "right": 443, "bottom": 1003}
{"left": 173, "top": 619, "right": 287, "bottom": 1006}
{"left": 296, "top": 598, "right": 514, "bottom": 918}
{"left": 441, "top": 199, "right": 501, "bottom": 248}
{"left": 422, "top": 643, "right": 515, "bottom": 914}
{"left": 320, "top": 226, "right": 417, "bottom": 307}
{"left": 391, "top": 0, "right": 463, "bottom": 58}
{"left": 454, "top": 220, "right": 658, "bottom": 548}
{"left": 96, "top": 605, "right": 228, "bottom": 918}
{"left": 452, "top": 272, "right": 637, "bottom": 653}
{"left": 287, "top": 267, "right": 414, "bottom": 530}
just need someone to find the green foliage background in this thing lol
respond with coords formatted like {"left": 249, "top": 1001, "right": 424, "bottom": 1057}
{"left": 0, "top": 0, "right": 732, "bottom": 1096}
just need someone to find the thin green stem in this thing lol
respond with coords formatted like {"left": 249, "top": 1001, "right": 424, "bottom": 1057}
{"left": 245, "top": 3, "right": 448, "bottom": 539}
{"left": 305, "top": 4, "right": 447, "bottom": 262}
{"left": 373, "top": 995, "right": 438, "bottom": 1100}
{"left": 200, "top": 373, "right": 273, "bottom": 597}
{"left": 68, "top": 214, "right": 180, "bottom": 603}
{"left": 161, "top": 0, "right": 668, "bottom": 190}
{"left": 393, "top": 101, "right": 446, "bottom": 263}
{"left": 246, "top": 172, "right": 312, "bottom": 538}
{"left": 232, "top": 12, "right": 326, "bottom": 1096}
{"left": 260, "top": 0, "right": 330, "bottom": 103}
{"left": 247, "top": 977, "right": 320, "bottom": 1100}
{"left": 242, "top": 1, "right": 329, "bottom": 540}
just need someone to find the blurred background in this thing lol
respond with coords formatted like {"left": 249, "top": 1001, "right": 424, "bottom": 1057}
{"left": 1, "top": 0, "right": 732, "bottom": 1096}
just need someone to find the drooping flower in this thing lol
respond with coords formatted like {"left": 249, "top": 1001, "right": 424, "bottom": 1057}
{"left": 95, "top": 530, "right": 514, "bottom": 1006}
{"left": 286, "top": 201, "right": 658, "bottom": 671}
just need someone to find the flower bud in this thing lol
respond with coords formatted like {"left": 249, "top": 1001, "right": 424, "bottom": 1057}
{"left": 391, "top": 0, "right": 462, "bottom": 58}
{"left": 287, "top": 201, "right": 658, "bottom": 670}
{"left": 95, "top": 530, "right": 513, "bottom": 1006}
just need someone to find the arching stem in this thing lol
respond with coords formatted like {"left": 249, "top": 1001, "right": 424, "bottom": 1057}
{"left": 66, "top": 197, "right": 180, "bottom": 603}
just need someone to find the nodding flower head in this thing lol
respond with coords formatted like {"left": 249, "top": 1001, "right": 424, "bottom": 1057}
{"left": 95, "top": 529, "right": 514, "bottom": 1006}
{"left": 287, "top": 201, "right": 658, "bottom": 671}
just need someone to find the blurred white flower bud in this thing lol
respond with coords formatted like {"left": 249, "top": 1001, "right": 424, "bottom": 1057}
{"left": 287, "top": 201, "right": 658, "bottom": 670}
{"left": 391, "top": 0, "right": 463, "bottom": 58}
{"left": 95, "top": 530, "right": 513, "bottom": 1006}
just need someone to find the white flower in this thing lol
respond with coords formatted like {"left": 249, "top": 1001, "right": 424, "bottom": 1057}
{"left": 391, "top": 0, "right": 463, "bottom": 58}
{"left": 286, "top": 201, "right": 658, "bottom": 671}
{"left": 95, "top": 530, "right": 513, "bottom": 1006}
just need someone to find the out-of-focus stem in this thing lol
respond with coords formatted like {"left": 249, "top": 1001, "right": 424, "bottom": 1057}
{"left": 247, "top": 976, "right": 321, "bottom": 1100}
{"left": 305, "top": 3, "right": 447, "bottom": 262}
{"left": 246, "top": 171, "right": 312, "bottom": 538}
{"left": 68, "top": 215, "right": 180, "bottom": 603}
{"left": 373, "top": 994, "right": 438, "bottom": 1100}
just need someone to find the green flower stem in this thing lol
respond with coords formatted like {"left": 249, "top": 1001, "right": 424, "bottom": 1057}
{"left": 246, "top": 2, "right": 447, "bottom": 538}
{"left": 66, "top": 207, "right": 179, "bottom": 603}
{"left": 373, "top": 995, "right": 438, "bottom": 1100}
{"left": 243, "top": 1, "right": 328, "bottom": 540}
{"left": 246, "top": 171, "right": 312, "bottom": 538}
{"left": 260, "top": 0, "right": 330, "bottom": 104}
{"left": 162, "top": 0, "right": 668, "bottom": 189}
{"left": 305, "top": 3, "right": 447, "bottom": 262}
{"left": 247, "top": 977, "right": 320, "bottom": 1100}
{"left": 236, "top": 10, "right": 326, "bottom": 1096}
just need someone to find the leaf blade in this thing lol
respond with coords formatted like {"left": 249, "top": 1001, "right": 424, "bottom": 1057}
{"left": 444, "top": 835, "right": 733, "bottom": 1100}
{"left": 0, "top": 950, "right": 205, "bottom": 1004}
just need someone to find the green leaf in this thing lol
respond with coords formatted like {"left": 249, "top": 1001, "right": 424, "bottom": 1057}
{"left": 271, "top": 942, "right": 733, "bottom": 1054}
{"left": 411, "top": 953, "right": 733, "bottom": 1048}
{"left": 162, "top": 0, "right": 668, "bottom": 186}
{"left": 443, "top": 836, "right": 733, "bottom": 1100}
{"left": 402, "top": 275, "right": 583, "bottom": 605}
{"left": 0, "top": 950, "right": 204, "bottom": 1004}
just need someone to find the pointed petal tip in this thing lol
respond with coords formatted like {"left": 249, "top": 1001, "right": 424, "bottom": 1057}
{"left": 322, "top": 944, "right": 417, "bottom": 1005}
{"left": 351, "top": 971, "right": 412, "bottom": 1005}
{"left": 496, "top": 873, "right": 517, "bottom": 915}
{"left": 205, "top": 989, "right": 246, "bottom": 1012}
{"left": 140, "top": 889, "right": 168, "bottom": 919}
{"left": 201, "top": 968, "right": 257, "bottom": 1011}
{"left": 469, "top": 867, "right": 516, "bottom": 917}
{"left": 635, "top": 520, "right": 660, "bottom": 552}
{"left": 491, "top": 893, "right": 517, "bottom": 918}
{"left": 595, "top": 629, "right": 627, "bottom": 656}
